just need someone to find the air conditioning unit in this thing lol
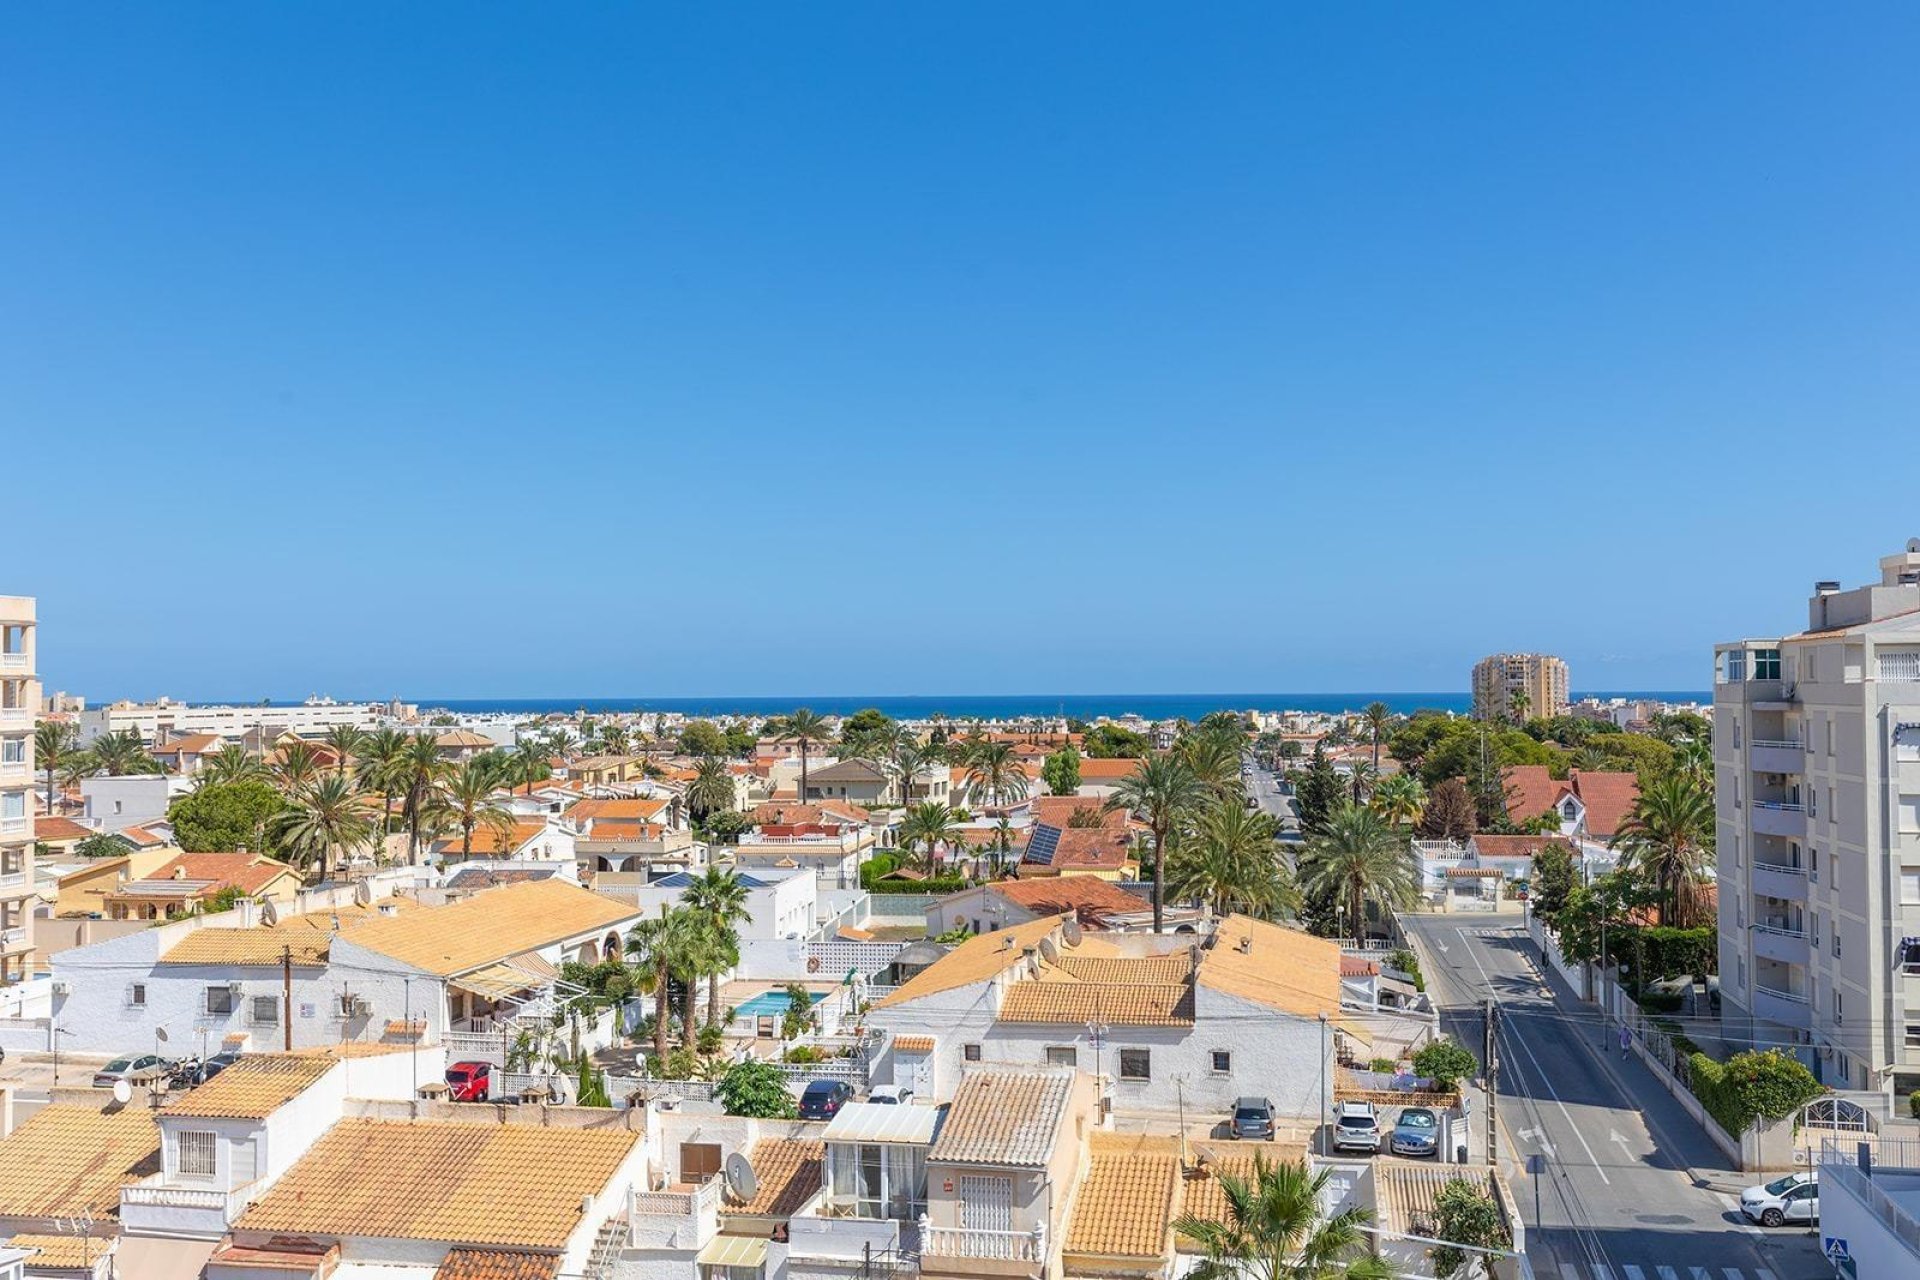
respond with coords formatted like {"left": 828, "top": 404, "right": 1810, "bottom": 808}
{"left": 351, "top": 997, "right": 373, "bottom": 1017}
{"left": 228, "top": 982, "right": 245, "bottom": 996}
{"left": 51, "top": 980, "right": 70, "bottom": 996}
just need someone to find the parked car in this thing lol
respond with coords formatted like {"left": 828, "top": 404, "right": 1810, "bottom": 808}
{"left": 92, "top": 1054, "right": 167, "bottom": 1088}
{"left": 1740, "top": 1172, "right": 1818, "bottom": 1227}
{"left": 1231, "top": 1096, "right": 1277, "bottom": 1140}
{"left": 193, "top": 1052, "right": 243, "bottom": 1086}
{"left": 445, "top": 1060, "right": 493, "bottom": 1102}
{"left": 799, "top": 1079, "right": 854, "bottom": 1120}
{"left": 868, "top": 1085, "right": 914, "bottom": 1105}
{"left": 1390, "top": 1106, "right": 1440, "bottom": 1157}
{"left": 1331, "top": 1101, "right": 1381, "bottom": 1153}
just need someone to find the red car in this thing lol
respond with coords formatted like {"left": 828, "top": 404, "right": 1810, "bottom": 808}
{"left": 446, "top": 1061, "right": 493, "bottom": 1102}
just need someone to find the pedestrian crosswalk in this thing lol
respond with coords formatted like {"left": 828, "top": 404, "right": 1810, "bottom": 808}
{"left": 1557, "top": 1265, "right": 1776, "bottom": 1280}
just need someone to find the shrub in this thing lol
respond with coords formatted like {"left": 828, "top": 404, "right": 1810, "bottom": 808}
{"left": 1388, "top": 948, "right": 1426, "bottom": 992}
{"left": 1909, "top": 1092, "right": 1920, "bottom": 1121}
{"left": 1637, "top": 990, "right": 1683, "bottom": 1014}
{"left": 1369, "top": 1058, "right": 1398, "bottom": 1074}
{"left": 1688, "top": 1049, "right": 1821, "bottom": 1136}
{"left": 715, "top": 1059, "right": 799, "bottom": 1118}
{"left": 867, "top": 876, "right": 968, "bottom": 895}
{"left": 1412, "top": 1038, "right": 1479, "bottom": 1092}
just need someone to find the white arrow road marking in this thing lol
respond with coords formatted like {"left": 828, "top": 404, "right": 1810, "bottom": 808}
{"left": 1608, "top": 1130, "right": 1633, "bottom": 1148}
{"left": 1656, "top": 1267, "right": 1678, "bottom": 1280}
{"left": 1622, "top": 1266, "right": 1645, "bottom": 1280}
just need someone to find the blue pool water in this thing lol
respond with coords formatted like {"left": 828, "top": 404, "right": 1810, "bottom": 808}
{"left": 737, "top": 990, "right": 813, "bottom": 1017}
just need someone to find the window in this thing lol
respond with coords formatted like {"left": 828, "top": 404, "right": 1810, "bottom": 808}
{"left": 204, "top": 986, "right": 235, "bottom": 1016}
{"left": 963, "top": 1044, "right": 982, "bottom": 1063}
{"left": 1897, "top": 726, "right": 1920, "bottom": 764}
{"left": 1045, "top": 1046, "right": 1077, "bottom": 1067}
{"left": 1724, "top": 651, "right": 1747, "bottom": 683}
{"left": 1834, "top": 990, "right": 1845, "bottom": 1024}
{"left": 1732, "top": 719, "right": 1742, "bottom": 750}
{"left": 0, "top": 792, "right": 21, "bottom": 820}
{"left": 0, "top": 737, "right": 23, "bottom": 765}
{"left": 126, "top": 983, "right": 147, "bottom": 1008}
{"left": 1118, "top": 1049, "right": 1151, "bottom": 1082}
{"left": 251, "top": 995, "right": 280, "bottom": 1025}
{"left": 1905, "top": 1022, "right": 1920, "bottom": 1048}
{"left": 1754, "top": 649, "right": 1781, "bottom": 681}
{"left": 1834, "top": 930, "right": 1842, "bottom": 958}
{"left": 1905, "top": 872, "right": 1920, "bottom": 906}
{"left": 1210, "top": 1050, "right": 1232, "bottom": 1075}
{"left": 1810, "top": 848, "right": 1819, "bottom": 884}
{"left": 177, "top": 1130, "right": 217, "bottom": 1177}
{"left": 1901, "top": 796, "right": 1920, "bottom": 835}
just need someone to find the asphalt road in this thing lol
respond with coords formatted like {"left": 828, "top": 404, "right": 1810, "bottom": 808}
{"left": 1246, "top": 764, "right": 1297, "bottom": 827}
{"left": 1400, "top": 914, "right": 1829, "bottom": 1280}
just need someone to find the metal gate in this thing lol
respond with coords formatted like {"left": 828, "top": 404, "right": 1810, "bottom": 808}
{"left": 1800, "top": 1097, "right": 1870, "bottom": 1133}
{"left": 959, "top": 1174, "right": 1013, "bottom": 1232}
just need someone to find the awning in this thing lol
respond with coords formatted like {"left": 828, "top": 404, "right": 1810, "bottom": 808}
{"left": 698, "top": 1234, "right": 770, "bottom": 1269}
{"left": 451, "top": 951, "right": 559, "bottom": 1000}
{"left": 114, "top": 1235, "right": 218, "bottom": 1280}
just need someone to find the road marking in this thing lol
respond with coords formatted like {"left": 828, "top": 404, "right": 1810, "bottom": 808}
{"left": 1656, "top": 1267, "right": 1678, "bottom": 1280}
{"left": 1561, "top": 1266, "right": 1582, "bottom": 1280}
{"left": 1590, "top": 1265, "right": 1613, "bottom": 1280}
{"left": 1622, "top": 1265, "right": 1645, "bottom": 1280}
{"left": 1722, "top": 1270, "right": 1744, "bottom": 1280}
{"left": 1689, "top": 1268, "right": 1711, "bottom": 1280}
{"left": 1755, "top": 1270, "right": 1776, "bottom": 1280}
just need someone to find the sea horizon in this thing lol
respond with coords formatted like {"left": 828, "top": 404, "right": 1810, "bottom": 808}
{"left": 196, "top": 690, "right": 1712, "bottom": 721}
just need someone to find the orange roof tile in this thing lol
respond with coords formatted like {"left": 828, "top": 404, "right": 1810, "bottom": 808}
{"left": 0, "top": 1104, "right": 160, "bottom": 1218}
{"left": 999, "top": 981, "right": 1192, "bottom": 1027}
{"left": 166, "top": 1053, "right": 336, "bottom": 1119}
{"left": 1197, "top": 914, "right": 1341, "bottom": 1018}
{"left": 34, "top": 815, "right": 93, "bottom": 842}
{"left": 1569, "top": 769, "right": 1640, "bottom": 839}
{"left": 1029, "top": 797, "right": 1126, "bottom": 829}
{"left": 1064, "top": 1133, "right": 1180, "bottom": 1259}
{"left": 875, "top": 915, "right": 1064, "bottom": 1008}
{"left": 728, "top": 1138, "right": 823, "bottom": 1218}
{"left": 1500, "top": 765, "right": 1565, "bottom": 826}
{"left": 988, "top": 877, "right": 1149, "bottom": 921}
{"left": 436, "top": 1248, "right": 562, "bottom": 1280}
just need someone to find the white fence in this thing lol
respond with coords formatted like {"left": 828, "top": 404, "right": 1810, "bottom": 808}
{"left": 0, "top": 1017, "right": 50, "bottom": 1053}
{"left": 1525, "top": 914, "right": 1590, "bottom": 1000}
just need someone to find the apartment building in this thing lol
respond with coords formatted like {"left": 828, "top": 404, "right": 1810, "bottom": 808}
{"left": 1715, "top": 540, "right": 1920, "bottom": 1096}
{"left": 0, "top": 597, "right": 36, "bottom": 988}
{"left": 76, "top": 697, "right": 399, "bottom": 746}
{"left": 1471, "top": 652, "right": 1569, "bottom": 721}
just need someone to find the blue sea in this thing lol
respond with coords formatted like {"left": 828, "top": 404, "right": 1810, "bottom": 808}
{"left": 403, "top": 691, "right": 1710, "bottom": 720}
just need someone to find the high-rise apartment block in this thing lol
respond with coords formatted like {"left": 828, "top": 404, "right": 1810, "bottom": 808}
{"left": 1715, "top": 541, "right": 1920, "bottom": 1095}
{"left": 1471, "top": 652, "right": 1569, "bottom": 721}
{"left": 0, "top": 596, "right": 36, "bottom": 987}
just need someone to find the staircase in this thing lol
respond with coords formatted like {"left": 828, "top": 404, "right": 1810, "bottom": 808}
{"left": 585, "top": 1214, "right": 630, "bottom": 1278}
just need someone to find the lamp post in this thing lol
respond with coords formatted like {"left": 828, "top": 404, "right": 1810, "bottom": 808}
{"left": 1317, "top": 1013, "right": 1329, "bottom": 1156}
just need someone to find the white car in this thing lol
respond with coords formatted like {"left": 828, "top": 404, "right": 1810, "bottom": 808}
{"left": 1331, "top": 1102, "right": 1381, "bottom": 1153}
{"left": 1739, "top": 1172, "right": 1818, "bottom": 1227}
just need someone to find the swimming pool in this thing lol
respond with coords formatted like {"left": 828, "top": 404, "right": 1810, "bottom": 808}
{"left": 737, "top": 990, "right": 814, "bottom": 1017}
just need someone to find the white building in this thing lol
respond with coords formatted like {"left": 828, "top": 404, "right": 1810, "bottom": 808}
{"left": 77, "top": 697, "right": 401, "bottom": 746}
{"left": 619, "top": 867, "right": 817, "bottom": 942}
{"left": 0, "top": 597, "right": 35, "bottom": 989}
{"left": 1715, "top": 540, "right": 1920, "bottom": 1096}
{"left": 81, "top": 773, "right": 187, "bottom": 833}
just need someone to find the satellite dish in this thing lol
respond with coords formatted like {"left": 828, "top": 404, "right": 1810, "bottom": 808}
{"left": 1038, "top": 937, "right": 1059, "bottom": 964}
{"left": 112, "top": 1079, "right": 132, "bottom": 1106}
{"left": 155, "top": 1027, "right": 169, "bottom": 1043}
{"left": 259, "top": 899, "right": 280, "bottom": 926}
{"left": 353, "top": 881, "right": 374, "bottom": 906}
{"left": 1061, "top": 917, "right": 1083, "bottom": 947}
{"left": 725, "top": 1152, "right": 760, "bottom": 1202}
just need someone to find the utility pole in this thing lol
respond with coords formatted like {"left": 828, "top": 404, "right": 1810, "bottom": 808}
{"left": 282, "top": 945, "right": 294, "bottom": 1051}
{"left": 1484, "top": 998, "right": 1498, "bottom": 1164}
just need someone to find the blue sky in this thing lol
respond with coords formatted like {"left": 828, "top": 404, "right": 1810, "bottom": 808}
{"left": 6, "top": 5, "right": 1918, "bottom": 700}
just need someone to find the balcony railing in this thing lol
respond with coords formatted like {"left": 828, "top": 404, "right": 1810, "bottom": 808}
{"left": 1753, "top": 922, "right": 1806, "bottom": 939}
{"left": 1753, "top": 985, "right": 1809, "bottom": 1005}
{"left": 1818, "top": 1141, "right": 1920, "bottom": 1265}
{"left": 1878, "top": 653, "right": 1920, "bottom": 684}
{"left": 0, "top": 870, "right": 29, "bottom": 894}
{"left": 630, "top": 1179, "right": 723, "bottom": 1220}
{"left": 0, "top": 927, "right": 28, "bottom": 953}
{"left": 1751, "top": 738, "right": 1803, "bottom": 750}
{"left": 1753, "top": 800, "right": 1806, "bottom": 812}
{"left": 0, "top": 652, "right": 26, "bottom": 671}
{"left": 1752, "top": 860, "right": 1805, "bottom": 877}
{"left": 922, "top": 1224, "right": 1045, "bottom": 1262}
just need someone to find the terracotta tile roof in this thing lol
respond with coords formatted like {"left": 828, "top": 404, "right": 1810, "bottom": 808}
{"left": 0, "top": 1103, "right": 160, "bottom": 1218}
{"left": 1340, "top": 956, "right": 1381, "bottom": 977}
{"left": 166, "top": 1053, "right": 336, "bottom": 1119}
{"left": 1174, "top": 1152, "right": 1266, "bottom": 1234}
{"left": 1020, "top": 826, "right": 1133, "bottom": 872}
{"left": 1055, "top": 954, "right": 1190, "bottom": 984}
{"left": 568, "top": 797, "right": 671, "bottom": 821}
{"left": 875, "top": 915, "right": 1064, "bottom": 1008}
{"left": 1077, "top": 758, "right": 1147, "bottom": 780}
{"left": 435, "top": 730, "right": 496, "bottom": 749}
{"left": 3, "top": 1232, "right": 111, "bottom": 1270}
{"left": 34, "top": 815, "right": 93, "bottom": 842}
{"left": 892, "top": 1036, "right": 935, "bottom": 1054}
{"left": 1029, "top": 797, "right": 1126, "bottom": 829}
{"left": 1569, "top": 769, "right": 1639, "bottom": 840}
{"left": 339, "top": 879, "right": 637, "bottom": 977}
{"left": 987, "top": 876, "right": 1149, "bottom": 920}
{"left": 579, "top": 820, "right": 666, "bottom": 842}
{"left": 1376, "top": 1163, "right": 1496, "bottom": 1236}
{"left": 999, "top": 979, "right": 1193, "bottom": 1026}
{"left": 728, "top": 1138, "right": 823, "bottom": 1217}
{"left": 1500, "top": 765, "right": 1564, "bottom": 825}
{"left": 152, "top": 733, "right": 222, "bottom": 756}
{"left": 135, "top": 851, "right": 299, "bottom": 898}
{"left": 749, "top": 801, "right": 869, "bottom": 826}
{"left": 120, "top": 823, "right": 173, "bottom": 848}
{"left": 1197, "top": 914, "right": 1340, "bottom": 1018}
{"left": 436, "top": 1247, "right": 562, "bottom": 1280}
{"left": 805, "top": 758, "right": 888, "bottom": 784}
{"left": 237, "top": 1118, "right": 638, "bottom": 1249}
{"left": 927, "top": 1069, "right": 1074, "bottom": 1167}
{"left": 434, "top": 820, "right": 551, "bottom": 857}
{"left": 158, "top": 896, "right": 424, "bottom": 967}
{"left": 1064, "top": 1133, "right": 1180, "bottom": 1259}
{"left": 1468, "top": 834, "right": 1571, "bottom": 858}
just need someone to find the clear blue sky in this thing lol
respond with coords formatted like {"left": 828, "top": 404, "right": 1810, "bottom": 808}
{"left": 7, "top": 5, "right": 1918, "bottom": 701}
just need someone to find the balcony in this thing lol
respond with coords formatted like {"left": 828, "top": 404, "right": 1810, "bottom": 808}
{"left": 120, "top": 1175, "right": 259, "bottom": 1240}
{"left": 1750, "top": 741, "right": 1806, "bottom": 775}
{"left": 0, "top": 927, "right": 27, "bottom": 954}
{"left": 0, "top": 707, "right": 28, "bottom": 729}
{"left": 921, "top": 1224, "right": 1046, "bottom": 1279}
{"left": 0, "top": 869, "right": 29, "bottom": 896}
{"left": 1751, "top": 922, "right": 1810, "bottom": 965}
{"left": 1752, "top": 984, "right": 1812, "bottom": 1030}
{"left": 1879, "top": 653, "right": 1920, "bottom": 684}
{"left": 1751, "top": 860, "right": 1809, "bottom": 902}
{"left": 0, "top": 651, "right": 26, "bottom": 672}
{"left": 1751, "top": 801, "right": 1806, "bottom": 839}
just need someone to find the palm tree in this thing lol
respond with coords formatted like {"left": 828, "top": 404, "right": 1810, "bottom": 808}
{"left": 273, "top": 772, "right": 374, "bottom": 882}
{"left": 1179, "top": 732, "right": 1245, "bottom": 800}
{"left": 510, "top": 737, "right": 552, "bottom": 795}
{"left": 354, "top": 727, "right": 410, "bottom": 839}
{"left": 34, "top": 721, "right": 75, "bottom": 813}
{"left": 89, "top": 728, "right": 158, "bottom": 776}
{"left": 1299, "top": 804, "right": 1418, "bottom": 943}
{"left": 1105, "top": 753, "right": 1209, "bottom": 933}
{"left": 601, "top": 723, "right": 633, "bottom": 756}
{"left": 687, "top": 756, "right": 735, "bottom": 823}
{"left": 773, "top": 708, "right": 834, "bottom": 800}
{"left": 683, "top": 867, "right": 751, "bottom": 1026}
{"left": 1612, "top": 771, "right": 1715, "bottom": 927}
{"left": 1673, "top": 736, "right": 1711, "bottom": 782}
{"left": 1345, "top": 760, "right": 1377, "bottom": 807}
{"left": 1360, "top": 701, "right": 1394, "bottom": 774}
{"left": 321, "top": 724, "right": 366, "bottom": 777}
{"left": 901, "top": 801, "right": 963, "bottom": 874}
{"left": 196, "top": 743, "right": 265, "bottom": 788}
{"left": 1175, "top": 1154, "right": 1390, "bottom": 1280}
{"left": 1368, "top": 773, "right": 1426, "bottom": 829}
{"left": 883, "top": 739, "right": 931, "bottom": 808}
{"left": 1507, "top": 689, "right": 1531, "bottom": 726}
{"left": 442, "top": 757, "right": 515, "bottom": 860}
{"left": 963, "top": 739, "right": 1031, "bottom": 811}
{"left": 1168, "top": 803, "right": 1298, "bottom": 920}
{"left": 627, "top": 909, "right": 695, "bottom": 1062}
{"left": 398, "top": 734, "right": 448, "bottom": 864}
{"left": 271, "top": 740, "right": 325, "bottom": 797}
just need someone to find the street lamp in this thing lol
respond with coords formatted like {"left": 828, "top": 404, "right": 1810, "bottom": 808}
{"left": 1317, "top": 1013, "right": 1329, "bottom": 1156}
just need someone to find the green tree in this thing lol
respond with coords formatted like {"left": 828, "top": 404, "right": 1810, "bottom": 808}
{"left": 169, "top": 780, "right": 289, "bottom": 854}
{"left": 353, "top": 728, "right": 410, "bottom": 838}
{"left": 89, "top": 728, "right": 160, "bottom": 776}
{"left": 1417, "top": 777, "right": 1476, "bottom": 841}
{"left": 901, "top": 801, "right": 963, "bottom": 873}
{"left": 838, "top": 707, "right": 898, "bottom": 758}
{"left": 627, "top": 909, "right": 696, "bottom": 1062}
{"left": 1613, "top": 771, "right": 1715, "bottom": 927}
{"left": 687, "top": 756, "right": 736, "bottom": 822}
{"left": 1300, "top": 805, "right": 1417, "bottom": 942}
{"left": 1361, "top": 702, "right": 1393, "bottom": 773}
{"left": 576, "top": 1055, "right": 612, "bottom": 1108}
{"left": 509, "top": 736, "right": 552, "bottom": 795}
{"left": 397, "top": 734, "right": 447, "bottom": 863}
{"left": 274, "top": 772, "right": 374, "bottom": 882}
{"left": 683, "top": 867, "right": 751, "bottom": 1026}
{"left": 199, "top": 743, "right": 269, "bottom": 788}
{"left": 1531, "top": 842, "right": 1575, "bottom": 919}
{"left": 962, "top": 738, "right": 1031, "bottom": 811}
{"left": 1292, "top": 745, "right": 1345, "bottom": 837}
{"left": 1168, "top": 803, "right": 1297, "bottom": 920}
{"left": 1412, "top": 1038, "right": 1479, "bottom": 1092}
{"left": 678, "top": 720, "right": 730, "bottom": 757}
{"left": 1082, "top": 724, "right": 1151, "bottom": 758}
{"left": 1174, "top": 1154, "right": 1390, "bottom": 1280}
{"left": 1428, "top": 1178, "right": 1507, "bottom": 1280}
{"left": 440, "top": 757, "right": 513, "bottom": 860}
{"left": 321, "top": 724, "right": 366, "bottom": 777}
{"left": 772, "top": 708, "right": 834, "bottom": 799}
{"left": 1106, "top": 753, "right": 1208, "bottom": 933}
{"left": 715, "top": 1058, "right": 799, "bottom": 1118}
{"left": 1179, "top": 730, "right": 1246, "bottom": 802}
{"left": 75, "top": 832, "right": 130, "bottom": 859}
{"left": 34, "top": 721, "right": 76, "bottom": 813}
{"left": 1041, "top": 745, "right": 1082, "bottom": 796}
{"left": 1369, "top": 773, "right": 1426, "bottom": 829}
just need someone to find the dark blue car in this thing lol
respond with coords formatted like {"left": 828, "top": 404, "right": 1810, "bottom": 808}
{"left": 798, "top": 1080, "right": 853, "bottom": 1120}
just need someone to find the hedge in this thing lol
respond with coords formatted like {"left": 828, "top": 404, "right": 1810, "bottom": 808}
{"left": 1687, "top": 1049, "right": 1822, "bottom": 1136}
{"left": 866, "top": 877, "right": 969, "bottom": 895}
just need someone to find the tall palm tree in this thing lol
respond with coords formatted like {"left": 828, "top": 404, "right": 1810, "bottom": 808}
{"left": 271, "top": 740, "right": 326, "bottom": 797}
{"left": 773, "top": 708, "right": 834, "bottom": 800}
{"left": 687, "top": 756, "right": 735, "bottom": 822}
{"left": 1105, "top": 753, "right": 1209, "bottom": 933}
{"left": 601, "top": 722, "right": 632, "bottom": 756}
{"left": 1612, "top": 771, "right": 1715, "bottom": 927}
{"left": 355, "top": 727, "right": 411, "bottom": 838}
{"left": 1345, "top": 760, "right": 1377, "bottom": 807}
{"left": 273, "top": 772, "right": 373, "bottom": 882}
{"left": 321, "top": 724, "right": 366, "bottom": 778}
{"left": 683, "top": 867, "right": 751, "bottom": 1026}
{"left": 34, "top": 721, "right": 75, "bottom": 814}
{"left": 507, "top": 738, "right": 551, "bottom": 795}
{"left": 1673, "top": 736, "right": 1711, "bottom": 782}
{"left": 441, "top": 757, "right": 515, "bottom": 860}
{"left": 398, "top": 734, "right": 448, "bottom": 864}
{"left": 1168, "top": 803, "right": 1298, "bottom": 920}
{"left": 963, "top": 739, "right": 1031, "bottom": 811}
{"left": 627, "top": 908, "right": 695, "bottom": 1062}
{"left": 1368, "top": 773, "right": 1426, "bottom": 829}
{"left": 88, "top": 728, "right": 159, "bottom": 776}
{"left": 1361, "top": 702, "right": 1393, "bottom": 773}
{"left": 1175, "top": 1154, "right": 1390, "bottom": 1280}
{"left": 1299, "top": 804, "right": 1417, "bottom": 943}
{"left": 200, "top": 743, "right": 269, "bottom": 787}
{"left": 901, "top": 801, "right": 963, "bottom": 874}
{"left": 883, "top": 738, "right": 931, "bottom": 809}
{"left": 1179, "top": 732, "right": 1245, "bottom": 800}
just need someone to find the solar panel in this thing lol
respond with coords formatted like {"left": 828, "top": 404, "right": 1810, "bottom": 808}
{"left": 1025, "top": 824, "right": 1062, "bottom": 865}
